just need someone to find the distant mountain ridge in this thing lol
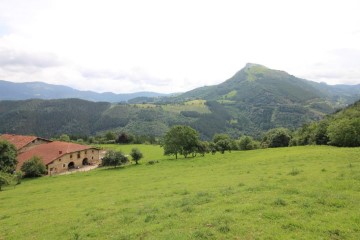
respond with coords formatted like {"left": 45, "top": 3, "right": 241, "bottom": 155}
{"left": 173, "top": 63, "right": 360, "bottom": 104}
{"left": 0, "top": 80, "right": 169, "bottom": 102}
{"left": 0, "top": 63, "right": 360, "bottom": 139}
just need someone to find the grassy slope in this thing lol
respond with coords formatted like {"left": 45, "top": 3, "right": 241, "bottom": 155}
{"left": 1, "top": 146, "right": 360, "bottom": 239}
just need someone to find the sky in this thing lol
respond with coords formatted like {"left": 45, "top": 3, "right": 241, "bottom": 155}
{"left": 0, "top": 0, "right": 359, "bottom": 94}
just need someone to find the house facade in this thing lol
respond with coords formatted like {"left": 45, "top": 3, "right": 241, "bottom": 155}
{"left": 45, "top": 147, "right": 100, "bottom": 175}
{"left": 0, "top": 134, "right": 100, "bottom": 175}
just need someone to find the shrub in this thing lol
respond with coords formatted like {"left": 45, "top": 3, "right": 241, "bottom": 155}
{"left": 0, "top": 171, "right": 12, "bottom": 191}
{"left": 238, "top": 136, "right": 260, "bottom": 150}
{"left": 21, "top": 156, "right": 47, "bottom": 178}
{"left": 262, "top": 128, "right": 292, "bottom": 148}
{"left": 102, "top": 150, "right": 128, "bottom": 168}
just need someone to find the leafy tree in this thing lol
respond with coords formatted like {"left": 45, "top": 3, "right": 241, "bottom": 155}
{"left": 238, "top": 136, "right": 259, "bottom": 150}
{"left": 327, "top": 118, "right": 360, "bottom": 147}
{"left": 0, "top": 171, "right": 12, "bottom": 191}
{"left": 209, "top": 142, "right": 217, "bottom": 155}
{"left": 59, "top": 134, "right": 70, "bottom": 142}
{"left": 105, "top": 131, "right": 116, "bottom": 141}
{"left": 196, "top": 141, "right": 210, "bottom": 157}
{"left": 116, "top": 132, "right": 134, "bottom": 144}
{"left": 163, "top": 125, "right": 200, "bottom": 159}
{"left": 213, "top": 134, "right": 231, "bottom": 154}
{"left": 21, "top": 156, "right": 47, "bottom": 178}
{"left": 102, "top": 150, "right": 128, "bottom": 168}
{"left": 0, "top": 140, "right": 17, "bottom": 173}
{"left": 216, "top": 139, "right": 231, "bottom": 154}
{"left": 213, "top": 134, "right": 229, "bottom": 152}
{"left": 213, "top": 133, "right": 231, "bottom": 143}
{"left": 314, "top": 121, "right": 329, "bottom": 145}
{"left": 262, "top": 128, "right": 292, "bottom": 148}
{"left": 130, "top": 148, "right": 143, "bottom": 165}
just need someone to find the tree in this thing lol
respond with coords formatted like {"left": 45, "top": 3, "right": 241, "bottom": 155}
{"left": 0, "top": 171, "right": 12, "bottom": 191}
{"left": 238, "top": 136, "right": 259, "bottom": 150}
{"left": 213, "top": 133, "right": 230, "bottom": 143}
{"left": 213, "top": 134, "right": 231, "bottom": 154}
{"left": 116, "top": 132, "right": 134, "bottom": 144}
{"left": 105, "top": 131, "right": 116, "bottom": 141}
{"left": 21, "top": 156, "right": 47, "bottom": 178}
{"left": 314, "top": 121, "right": 329, "bottom": 145}
{"left": 101, "top": 150, "right": 128, "bottom": 168}
{"left": 196, "top": 141, "right": 210, "bottom": 157}
{"left": 262, "top": 128, "right": 292, "bottom": 148}
{"left": 130, "top": 148, "right": 143, "bottom": 164}
{"left": 163, "top": 125, "right": 200, "bottom": 159}
{"left": 59, "top": 134, "right": 70, "bottom": 142}
{"left": 0, "top": 140, "right": 18, "bottom": 173}
{"left": 209, "top": 142, "right": 217, "bottom": 155}
{"left": 327, "top": 118, "right": 360, "bottom": 147}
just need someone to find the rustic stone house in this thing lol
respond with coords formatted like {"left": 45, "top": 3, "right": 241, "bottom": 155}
{"left": 0, "top": 134, "right": 100, "bottom": 175}
{"left": 0, "top": 134, "right": 51, "bottom": 153}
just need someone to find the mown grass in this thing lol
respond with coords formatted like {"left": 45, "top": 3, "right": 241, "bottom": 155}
{"left": 1, "top": 146, "right": 360, "bottom": 239}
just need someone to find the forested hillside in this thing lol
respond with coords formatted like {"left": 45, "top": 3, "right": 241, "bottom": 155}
{"left": 292, "top": 99, "right": 360, "bottom": 147}
{"left": 0, "top": 64, "right": 359, "bottom": 139}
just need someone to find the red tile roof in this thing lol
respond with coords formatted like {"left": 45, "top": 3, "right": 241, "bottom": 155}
{"left": 0, "top": 134, "right": 38, "bottom": 150}
{"left": 17, "top": 141, "right": 95, "bottom": 168}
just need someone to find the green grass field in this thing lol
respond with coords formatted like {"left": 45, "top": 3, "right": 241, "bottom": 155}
{"left": 1, "top": 146, "right": 360, "bottom": 239}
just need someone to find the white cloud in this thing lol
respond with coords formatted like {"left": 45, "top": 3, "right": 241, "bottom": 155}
{"left": 0, "top": 0, "right": 359, "bottom": 93}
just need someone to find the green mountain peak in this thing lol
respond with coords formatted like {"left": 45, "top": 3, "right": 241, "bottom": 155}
{"left": 244, "top": 63, "right": 267, "bottom": 69}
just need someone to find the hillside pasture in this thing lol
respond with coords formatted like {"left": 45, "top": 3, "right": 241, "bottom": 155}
{"left": 100, "top": 144, "right": 168, "bottom": 162}
{"left": 0, "top": 146, "right": 359, "bottom": 239}
{"left": 162, "top": 100, "right": 210, "bottom": 114}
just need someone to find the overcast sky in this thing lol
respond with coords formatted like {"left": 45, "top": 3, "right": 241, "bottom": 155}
{"left": 0, "top": 0, "right": 359, "bottom": 93}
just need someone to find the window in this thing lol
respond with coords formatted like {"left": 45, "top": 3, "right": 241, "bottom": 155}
{"left": 59, "top": 159, "right": 61, "bottom": 162}
{"left": 92, "top": 150, "right": 94, "bottom": 153}
{"left": 70, "top": 154, "right": 72, "bottom": 158}
{"left": 92, "top": 157, "right": 93, "bottom": 159}
{"left": 63, "top": 164, "right": 66, "bottom": 168}
{"left": 77, "top": 152, "right": 81, "bottom": 158}
{"left": 85, "top": 150, "right": 87, "bottom": 154}
{"left": 50, "top": 168, "right": 53, "bottom": 171}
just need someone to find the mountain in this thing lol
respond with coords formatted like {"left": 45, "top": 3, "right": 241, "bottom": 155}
{"left": 174, "top": 63, "right": 360, "bottom": 105}
{"left": 0, "top": 80, "right": 168, "bottom": 102}
{"left": 163, "top": 63, "right": 360, "bottom": 137}
{"left": 0, "top": 64, "right": 359, "bottom": 139}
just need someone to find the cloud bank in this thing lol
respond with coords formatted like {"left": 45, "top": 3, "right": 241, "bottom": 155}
{"left": 0, "top": 0, "right": 359, "bottom": 93}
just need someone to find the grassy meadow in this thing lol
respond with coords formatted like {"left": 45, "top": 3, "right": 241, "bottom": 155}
{"left": 1, "top": 145, "right": 360, "bottom": 239}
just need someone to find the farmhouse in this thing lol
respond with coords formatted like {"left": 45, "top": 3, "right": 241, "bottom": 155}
{"left": 0, "top": 134, "right": 51, "bottom": 153}
{"left": 0, "top": 134, "right": 100, "bottom": 175}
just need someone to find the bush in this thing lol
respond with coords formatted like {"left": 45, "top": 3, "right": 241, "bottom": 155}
{"left": 0, "top": 171, "right": 12, "bottom": 191}
{"left": 262, "top": 128, "right": 292, "bottom": 148}
{"left": 21, "top": 156, "right": 47, "bottom": 178}
{"left": 102, "top": 150, "right": 128, "bottom": 168}
{"left": 238, "top": 136, "right": 259, "bottom": 150}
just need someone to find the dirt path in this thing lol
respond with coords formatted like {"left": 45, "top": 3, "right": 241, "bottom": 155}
{"left": 58, "top": 165, "right": 99, "bottom": 175}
